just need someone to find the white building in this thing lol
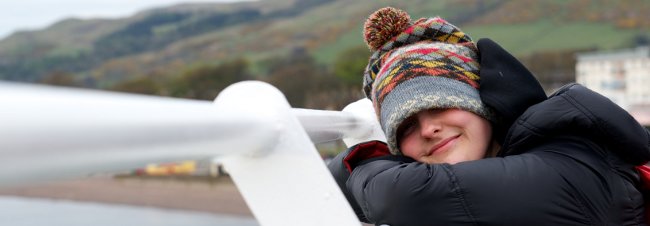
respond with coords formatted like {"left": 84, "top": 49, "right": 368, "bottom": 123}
{"left": 576, "top": 46, "right": 650, "bottom": 126}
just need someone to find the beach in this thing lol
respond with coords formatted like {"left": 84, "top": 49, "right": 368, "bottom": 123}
{"left": 0, "top": 175, "right": 253, "bottom": 217}
{"left": 0, "top": 175, "right": 374, "bottom": 226}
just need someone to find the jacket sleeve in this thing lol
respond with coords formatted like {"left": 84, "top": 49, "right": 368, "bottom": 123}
{"left": 503, "top": 83, "right": 650, "bottom": 165}
{"left": 327, "top": 142, "right": 381, "bottom": 223}
{"left": 477, "top": 38, "right": 547, "bottom": 145}
{"left": 348, "top": 150, "right": 595, "bottom": 225}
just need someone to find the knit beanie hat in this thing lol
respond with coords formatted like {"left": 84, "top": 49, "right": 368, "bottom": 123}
{"left": 362, "top": 7, "right": 494, "bottom": 154}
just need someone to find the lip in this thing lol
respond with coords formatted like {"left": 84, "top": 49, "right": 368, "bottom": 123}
{"left": 427, "top": 135, "right": 460, "bottom": 155}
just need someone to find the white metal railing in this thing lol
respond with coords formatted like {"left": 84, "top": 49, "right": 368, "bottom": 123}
{"left": 0, "top": 80, "right": 386, "bottom": 226}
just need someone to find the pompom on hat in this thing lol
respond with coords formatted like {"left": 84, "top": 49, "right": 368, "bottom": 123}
{"left": 362, "top": 7, "right": 494, "bottom": 154}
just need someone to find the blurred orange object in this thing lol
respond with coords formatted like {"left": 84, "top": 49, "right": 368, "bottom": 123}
{"left": 136, "top": 161, "right": 197, "bottom": 176}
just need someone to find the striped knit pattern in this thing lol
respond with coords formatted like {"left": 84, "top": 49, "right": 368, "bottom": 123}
{"left": 372, "top": 41, "right": 480, "bottom": 107}
{"left": 363, "top": 17, "right": 474, "bottom": 98}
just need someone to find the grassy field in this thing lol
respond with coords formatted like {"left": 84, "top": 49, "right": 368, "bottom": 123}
{"left": 466, "top": 20, "right": 647, "bottom": 56}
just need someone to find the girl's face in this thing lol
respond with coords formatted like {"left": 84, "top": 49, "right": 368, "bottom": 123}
{"left": 397, "top": 108, "right": 492, "bottom": 164}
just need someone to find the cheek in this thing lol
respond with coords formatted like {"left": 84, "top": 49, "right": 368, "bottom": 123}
{"left": 466, "top": 121, "right": 492, "bottom": 157}
{"left": 399, "top": 135, "right": 420, "bottom": 158}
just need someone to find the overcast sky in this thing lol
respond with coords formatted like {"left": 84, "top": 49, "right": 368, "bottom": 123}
{"left": 0, "top": 0, "right": 245, "bottom": 39}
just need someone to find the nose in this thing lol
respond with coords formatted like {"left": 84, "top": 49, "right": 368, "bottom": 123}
{"left": 418, "top": 114, "right": 441, "bottom": 138}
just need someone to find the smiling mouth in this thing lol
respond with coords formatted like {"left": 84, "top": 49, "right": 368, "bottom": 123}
{"left": 427, "top": 135, "right": 460, "bottom": 155}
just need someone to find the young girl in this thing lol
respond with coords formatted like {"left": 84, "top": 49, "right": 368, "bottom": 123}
{"left": 329, "top": 7, "right": 650, "bottom": 225}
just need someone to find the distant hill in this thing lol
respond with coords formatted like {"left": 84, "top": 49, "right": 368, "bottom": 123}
{"left": 1, "top": 0, "right": 649, "bottom": 99}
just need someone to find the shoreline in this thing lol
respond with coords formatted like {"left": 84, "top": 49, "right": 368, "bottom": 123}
{"left": 0, "top": 175, "right": 253, "bottom": 217}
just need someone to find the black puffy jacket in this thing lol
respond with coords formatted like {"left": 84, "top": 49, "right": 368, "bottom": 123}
{"left": 339, "top": 84, "right": 650, "bottom": 225}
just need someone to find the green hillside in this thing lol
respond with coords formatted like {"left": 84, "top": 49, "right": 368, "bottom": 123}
{"left": 0, "top": 0, "right": 649, "bottom": 107}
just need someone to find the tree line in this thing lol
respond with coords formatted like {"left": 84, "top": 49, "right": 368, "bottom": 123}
{"left": 40, "top": 42, "right": 597, "bottom": 112}
{"left": 98, "top": 46, "right": 369, "bottom": 110}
